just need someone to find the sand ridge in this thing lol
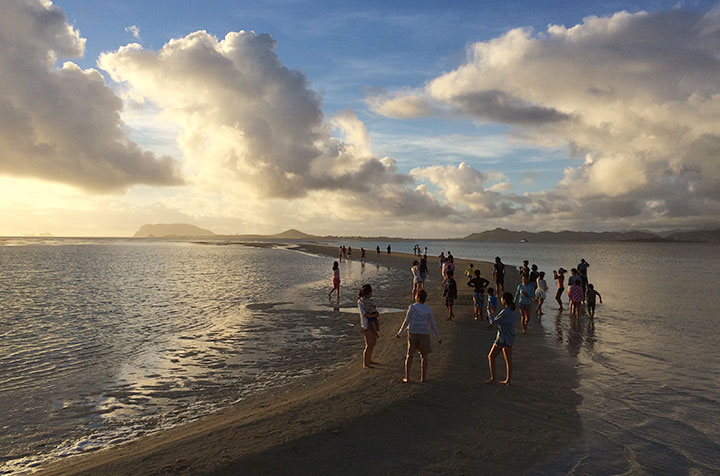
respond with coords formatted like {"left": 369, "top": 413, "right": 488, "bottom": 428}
{"left": 38, "top": 245, "right": 582, "bottom": 476}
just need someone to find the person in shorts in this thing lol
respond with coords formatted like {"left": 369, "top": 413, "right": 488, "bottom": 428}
{"left": 514, "top": 273, "right": 534, "bottom": 333}
{"left": 443, "top": 269, "right": 457, "bottom": 320}
{"left": 586, "top": 283, "right": 602, "bottom": 319}
{"left": 484, "top": 292, "right": 517, "bottom": 386}
{"left": 396, "top": 290, "right": 441, "bottom": 383}
{"left": 467, "top": 269, "right": 489, "bottom": 321}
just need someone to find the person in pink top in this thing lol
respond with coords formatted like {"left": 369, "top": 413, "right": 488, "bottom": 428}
{"left": 328, "top": 261, "right": 340, "bottom": 300}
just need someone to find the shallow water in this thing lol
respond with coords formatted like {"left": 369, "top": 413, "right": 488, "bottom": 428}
{"left": 333, "top": 239, "right": 720, "bottom": 475}
{"left": 2, "top": 238, "right": 718, "bottom": 475}
{"left": 0, "top": 239, "right": 409, "bottom": 474}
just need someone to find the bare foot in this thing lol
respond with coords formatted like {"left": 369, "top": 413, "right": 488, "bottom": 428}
{"left": 500, "top": 380, "right": 511, "bottom": 386}
{"left": 483, "top": 379, "right": 497, "bottom": 385}
{"left": 446, "top": 317, "right": 452, "bottom": 321}
{"left": 363, "top": 364, "right": 374, "bottom": 369}
{"left": 402, "top": 377, "right": 410, "bottom": 383}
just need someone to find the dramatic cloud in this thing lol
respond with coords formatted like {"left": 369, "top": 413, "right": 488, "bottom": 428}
{"left": 98, "top": 29, "right": 450, "bottom": 219}
{"left": 370, "top": 6, "right": 720, "bottom": 228}
{"left": 0, "top": 0, "right": 183, "bottom": 192}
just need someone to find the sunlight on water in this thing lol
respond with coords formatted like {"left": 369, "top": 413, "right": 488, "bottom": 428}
{"left": 0, "top": 240, "right": 407, "bottom": 474}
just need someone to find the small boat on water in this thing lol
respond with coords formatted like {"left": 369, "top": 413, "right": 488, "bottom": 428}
{"left": 520, "top": 238, "right": 528, "bottom": 243}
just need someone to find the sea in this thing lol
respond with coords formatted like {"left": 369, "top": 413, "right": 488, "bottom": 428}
{"left": 1, "top": 238, "right": 718, "bottom": 474}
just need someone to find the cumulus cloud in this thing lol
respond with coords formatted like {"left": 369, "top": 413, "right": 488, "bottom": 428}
{"left": 98, "top": 29, "right": 450, "bottom": 219}
{"left": 0, "top": 0, "right": 183, "bottom": 192}
{"left": 370, "top": 6, "right": 720, "bottom": 228}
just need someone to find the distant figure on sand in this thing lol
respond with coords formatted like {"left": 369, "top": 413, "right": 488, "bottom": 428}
{"left": 515, "top": 274, "right": 534, "bottom": 333}
{"left": 360, "top": 247, "right": 366, "bottom": 264}
{"left": 553, "top": 268, "right": 566, "bottom": 311}
{"left": 467, "top": 269, "right": 489, "bottom": 322}
{"left": 376, "top": 245, "right": 380, "bottom": 255}
{"left": 396, "top": 290, "right": 441, "bottom": 383}
{"left": 387, "top": 244, "right": 391, "bottom": 255}
{"left": 328, "top": 261, "right": 340, "bottom": 300}
{"left": 443, "top": 269, "right": 457, "bottom": 320}
{"left": 358, "top": 284, "right": 380, "bottom": 368}
{"left": 493, "top": 257, "right": 506, "bottom": 297}
{"left": 586, "top": 283, "right": 602, "bottom": 319}
{"left": 485, "top": 292, "right": 517, "bottom": 386}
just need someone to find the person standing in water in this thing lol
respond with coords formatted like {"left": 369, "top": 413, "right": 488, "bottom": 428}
{"left": 586, "top": 283, "right": 602, "bottom": 319}
{"left": 328, "top": 261, "right": 341, "bottom": 300}
{"left": 577, "top": 259, "right": 590, "bottom": 298}
{"left": 553, "top": 268, "right": 566, "bottom": 311}
{"left": 396, "top": 290, "right": 441, "bottom": 383}
{"left": 535, "top": 271, "right": 549, "bottom": 315}
{"left": 484, "top": 292, "right": 517, "bottom": 386}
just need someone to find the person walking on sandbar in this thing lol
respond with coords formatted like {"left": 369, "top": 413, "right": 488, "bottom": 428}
{"left": 396, "top": 290, "right": 441, "bottom": 383}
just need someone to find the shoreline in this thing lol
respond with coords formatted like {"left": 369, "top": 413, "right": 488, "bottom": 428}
{"left": 37, "top": 244, "right": 582, "bottom": 475}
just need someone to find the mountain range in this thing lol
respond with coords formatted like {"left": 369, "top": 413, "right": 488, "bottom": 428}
{"left": 133, "top": 224, "right": 720, "bottom": 243}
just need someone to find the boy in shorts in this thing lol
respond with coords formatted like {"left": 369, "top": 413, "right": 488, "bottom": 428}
{"left": 586, "top": 284, "right": 602, "bottom": 319}
{"left": 443, "top": 269, "right": 457, "bottom": 321}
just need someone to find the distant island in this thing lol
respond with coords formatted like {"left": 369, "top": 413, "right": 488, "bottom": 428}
{"left": 132, "top": 224, "right": 720, "bottom": 243}
{"left": 134, "top": 223, "right": 216, "bottom": 238}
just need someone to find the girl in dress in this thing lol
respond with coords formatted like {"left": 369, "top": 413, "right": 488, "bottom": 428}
{"left": 535, "top": 271, "right": 549, "bottom": 316}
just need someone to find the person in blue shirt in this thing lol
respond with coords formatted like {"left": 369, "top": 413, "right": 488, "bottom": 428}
{"left": 515, "top": 274, "right": 535, "bottom": 334}
{"left": 484, "top": 292, "right": 517, "bottom": 386}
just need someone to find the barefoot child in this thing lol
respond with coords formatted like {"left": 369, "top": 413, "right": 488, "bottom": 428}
{"left": 396, "top": 290, "right": 441, "bottom": 383}
{"left": 515, "top": 274, "right": 534, "bottom": 333}
{"left": 485, "top": 292, "right": 517, "bottom": 386}
{"left": 553, "top": 268, "right": 566, "bottom": 311}
{"left": 328, "top": 261, "right": 340, "bottom": 300}
{"left": 358, "top": 284, "right": 380, "bottom": 368}
{"left": 568, "top": 280, "right": 583, "bottom": 319}
{"left": 443, "top": 269, "right": 457, "bottom": 320}
{"left": 535, "top": 271, "right": 548, "bottom": 315}
{"left": 586, "top": 283, "right": 602, "bottom": 319}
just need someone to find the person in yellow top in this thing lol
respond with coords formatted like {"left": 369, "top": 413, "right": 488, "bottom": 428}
{"left": 464, "top": 263, "right": 474, "bottom": 281}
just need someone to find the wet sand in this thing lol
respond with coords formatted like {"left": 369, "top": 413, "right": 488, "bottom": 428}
{"left": 38, "top": 245, "right": 582, "bottom": 475}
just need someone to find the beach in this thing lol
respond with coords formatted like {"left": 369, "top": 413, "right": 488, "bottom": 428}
{"left": 33, "top": 244, "right": 582, "bottom": 475}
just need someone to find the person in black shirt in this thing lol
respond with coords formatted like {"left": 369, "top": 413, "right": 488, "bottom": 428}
{"left": 467, "top": 269, "right": 490, "bottom": 322}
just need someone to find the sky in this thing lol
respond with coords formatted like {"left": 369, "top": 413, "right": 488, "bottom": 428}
{"left": 2, "top": 0, "right": 719, "bottom": 237}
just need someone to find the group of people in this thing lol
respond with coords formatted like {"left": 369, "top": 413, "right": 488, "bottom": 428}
{"left": 334, "top": 247, "right": 603, "bottom": 386}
